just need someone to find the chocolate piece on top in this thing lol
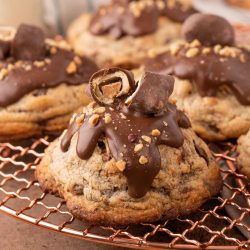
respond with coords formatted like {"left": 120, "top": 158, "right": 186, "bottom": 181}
{"left": 11, "top": 24, "right": 46, "bottom": 60}
{"left": 126, "top": 71, "right": 174, "bottom": 114}
{"left": 90, "top": 68, "right": 136, "bottom": 106}
{"left": 0, "top": 24, "right": 98, "bottom": 107}
{"left": 182, "top": 14, "right": 235, "bottom": 46}
{"left": 61, "top": 68, "right": 190, "bottom": 198}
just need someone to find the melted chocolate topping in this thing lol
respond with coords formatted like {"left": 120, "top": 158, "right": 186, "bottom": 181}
{"left": 89, "top": 0, "right": 197, "bottom": 39}
{"left": 145, "top": 44, "right": 250, "bottom": 105}
{"left": 61, "top": 69, "right": 190, "bottom": 198}
{"left": 0, "top": 24, "right": 98, "bottom": 107}
{"left": 163, "top": 0, "right": 197, "bottom": 22}
{"left": 89, "top": 1, "right": 159, "bottom": 39}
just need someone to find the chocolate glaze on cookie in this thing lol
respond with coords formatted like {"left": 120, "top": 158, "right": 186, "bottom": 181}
{"left": 163, "top": 0, "right": 197, "bottom": 22}
{"left": 0, "top": 24, "right": 98, "bottom": 107}
{"left": 89, "top": 0, "right": 159, "bottom": 39}
{"left": 89, "top": 0, "right": 197, "bottom": 39}
{"left": 61, "top": 68, "right": 190, "bottom": 198}
{"left": 145, "top": 14, "right": 250, "bottom": 105}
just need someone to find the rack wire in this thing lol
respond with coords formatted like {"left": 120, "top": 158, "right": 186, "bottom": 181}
{"left": 0, "top": 137, "right": 249, "bottom": 249}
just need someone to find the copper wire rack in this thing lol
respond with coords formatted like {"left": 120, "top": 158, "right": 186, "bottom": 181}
{"left": 0, "top": 137, "right": 250, "bottom": 249}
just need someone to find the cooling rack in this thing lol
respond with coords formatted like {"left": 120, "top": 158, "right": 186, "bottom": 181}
{"left": 0, "top": 137, "right": 249, "bottom": 249}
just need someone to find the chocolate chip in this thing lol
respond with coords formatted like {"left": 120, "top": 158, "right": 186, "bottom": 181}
{"left": 182, "top": 14, "right": 235, "bottom": 46}
{"left": 177, "top": 111, "right": 191, "bottom": 128}
{"left": 128, "top": 133, "right": 137, "bottom": 142}
{"left": 11, "top": 24, "right": 46, "bottom": 60}
{"left": 127, "top": 71, "right": 174, "bottom": 114}
{"left": 72, "top": 184, "right": 83, "bottom": 195}
{"left": 194, "top": 141, "right": 209, "bottom": 164}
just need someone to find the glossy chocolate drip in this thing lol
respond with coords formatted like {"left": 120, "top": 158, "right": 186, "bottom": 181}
{"left": 145, "top": 44, "right": 250, "bottom": 105}
{"left": 0, "top": 50, "right": 98, "bottom": 107}
{"left": 0, "top": 24, "right": 98, "bottom": 107}
{"left": 89, "top": 1, "right": 159, "bottom": 39}
{"left": 61, "top": 69, "right": 190, "bottom": 198}
{"left": 89, "top": 0, "right": 197, "bottom": 39}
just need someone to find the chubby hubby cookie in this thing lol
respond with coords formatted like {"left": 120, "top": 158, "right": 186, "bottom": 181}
{"left": 36, "top": 67, "right": 222, "bottom": 225}
{"left": 0, "top": 24, "right": 98, "bottom": 141}
{"left": 67, "top": 0, "right": 197, "bottom": 69}
{"left": 145, "top": 13, "right": 250, "bottom": 141}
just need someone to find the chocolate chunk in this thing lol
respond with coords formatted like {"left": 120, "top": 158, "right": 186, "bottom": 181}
{"left": 194, "top": 141, "right": 209, "bottom": 164}
{"left": 90, "top": 68, "right": 135, "bottom": 106}
{"left": 0, "top": 40, "right": 10, "bottom": 59}
{"left": 127, "top": 71, "right": 174, "bottom": 114}
{"left": 11, "top": 24, "right": 46, "bottom": 60}
{"left": 72, "top": 184, "right": 84, "bottom": 195}
{"left": 182, "top": 14, "right": 235, "bottom": 46}
{"left": 177, "top": 111, "right": 191, "bottom": 128}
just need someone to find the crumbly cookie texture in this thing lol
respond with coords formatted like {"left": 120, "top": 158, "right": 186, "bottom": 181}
{"left": 67, "top": 14, "right": 180, "bottom": 68}
{"left": 171, "top": 77, "right": 250, "bottom": 141}
{"left": 0, "top": 84, "right": 90, "bottom": 141}
{"left": 237, "top": 130, "right": 250, "bottom": 179}
{"left": 36, "top": 128, "right": 221, "bottom": 225}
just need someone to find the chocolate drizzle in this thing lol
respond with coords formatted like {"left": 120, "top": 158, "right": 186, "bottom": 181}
{"left": 89, "top": 0, "right": 197, "bottom": 39}
{"left": 61, "top": 69, "right": 190, "bottom": 198}
{"left": 163, "top": 0, "right": 197, "bottom": 22}
{"left": 89, "top": 0, "right": 159, "bottom": 39}
{"left": 0, "top": 24, "right": 98, "bottom": 107}
{"left": 145, "top": 14, "right": 250, "bottom": 105}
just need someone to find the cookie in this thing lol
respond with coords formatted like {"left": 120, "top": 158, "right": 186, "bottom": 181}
{"left": 145, "top": 14, "right": 250, "bottom": 141}
{"left": 67, "top": 0, "right": 197, "bottom": 69}
{"left": 0, "top": 24, "right": 98, "bottom": 141}
{"left": 237, "top": 130, "right": 250, "bottom": 179}
{"left": 36, "top": 68, "right": 222, "bottom": 225}
{"left": 226, "top": 0, "right": 250, "bottom": 9}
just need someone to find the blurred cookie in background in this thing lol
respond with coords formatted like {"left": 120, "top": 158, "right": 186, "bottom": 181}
{"left": 67, "top": 0, "right": 198, "bottom": 69}
{"left": 225, "top": 0, "right": 250, "bottom": 9}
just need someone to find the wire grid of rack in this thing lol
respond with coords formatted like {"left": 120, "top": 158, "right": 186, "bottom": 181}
{"left": 0, "top": 137, "right": 249, "bottom": 249}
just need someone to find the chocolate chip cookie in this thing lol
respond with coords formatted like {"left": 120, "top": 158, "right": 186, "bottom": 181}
{"left": 0, "top": 24, "right": 98, "bottom": 141}
{"left": 67, "top": 0, "right": 197, "bottom": 69}
{"left": 145, "top": 14, "right": 250, "bottom": 141}
{"left": 36, "top": 68, "right": 222, "bottom": 225}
